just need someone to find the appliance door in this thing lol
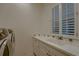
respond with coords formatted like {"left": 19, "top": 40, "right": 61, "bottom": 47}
{"left": 0, "top": 39, "right": 7, "bottom": 56}
{"left": 3, "top": 38, "right": 14, "bottom": 56}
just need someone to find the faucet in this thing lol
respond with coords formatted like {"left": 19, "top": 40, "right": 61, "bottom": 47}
{"left": 58, "top": 36, "right": 63, "bottom": 40}
{"left": 52, "top": 35, "right": 55, "bottom": 38}
{"left": 69, "top": 38, "right": 73, "bottom": 42}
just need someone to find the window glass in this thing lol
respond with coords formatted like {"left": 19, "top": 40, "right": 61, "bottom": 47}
{"left": 52, "top": 5, "right": 59, "bottom": 34}
{"left": 62, "top": 3, "right": 74, "bottom": 35}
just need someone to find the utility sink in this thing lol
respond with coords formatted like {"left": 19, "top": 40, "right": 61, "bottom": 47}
{"left": 45, "top": 37, "right": 66, "bottom": 46}
{"left": 33, "top": 35, "right": 79, "bottom": 56}
{"left": 62, "top": 44, "right": 79, "bottom": 55}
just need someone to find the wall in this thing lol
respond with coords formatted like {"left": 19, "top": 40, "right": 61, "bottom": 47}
{"left": 0, "top": 3, "right": 43, "bottom": 56}
{"left": 40, "top": 3, "right": 57, "bottom": 35}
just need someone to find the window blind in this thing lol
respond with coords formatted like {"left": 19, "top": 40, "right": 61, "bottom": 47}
{"left": 62, "top": 3, "right": 75, "bottom": 35}
{"left": 52, "top": 5, "right": 59, "bottom": 34}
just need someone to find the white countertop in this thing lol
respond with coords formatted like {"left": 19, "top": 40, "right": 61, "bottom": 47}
{"left": 33, "top": 35, "right": 79, "bottom": 56}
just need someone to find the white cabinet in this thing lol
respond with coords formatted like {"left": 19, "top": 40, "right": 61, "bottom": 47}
{"left": 38, "top": 41, "right": 49, "bottom": 56}
{"left": 33, "top": 38, "right": 70, "bottom": 56}
{"left": 33, "top": 38, "right": 39, "bottom": 55}
{"left": 48, "top": 46, "right": 68, "bottom": 56}
{"left": 33, "top": 38, "right": 48, "bottom": 56}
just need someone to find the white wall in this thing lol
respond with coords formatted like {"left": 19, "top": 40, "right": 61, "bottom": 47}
{"left": 0, "top": 3, "right": 43, "bottom": 56}
{"left": 40, "top": 3, "right": 57, "bottom": 35}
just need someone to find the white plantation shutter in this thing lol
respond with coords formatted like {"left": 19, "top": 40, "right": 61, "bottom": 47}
{"left": 52, "top": 5, "right": 59, "bottom": 34}
{"left": 62, "top": 3, "right": 75, "bottom": 35}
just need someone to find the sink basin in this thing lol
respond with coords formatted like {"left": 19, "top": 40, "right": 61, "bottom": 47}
{"left": 46, "top": 38, "right": 79, "bottom": 55}
{"left": 62, "top": 44, "right": 79, "bottom": 55}
{"left": 45, "top": 38, "right": 66, "bottom": 46}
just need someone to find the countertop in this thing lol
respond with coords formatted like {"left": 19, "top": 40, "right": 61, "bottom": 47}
{"left": 33, "top": 35, "right": 79, "bottom": 56}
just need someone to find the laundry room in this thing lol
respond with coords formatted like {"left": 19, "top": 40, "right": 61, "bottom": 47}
{"left": 0, "top": 3, "right": 79, "bottom": 56}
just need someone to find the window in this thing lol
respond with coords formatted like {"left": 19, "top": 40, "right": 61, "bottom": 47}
{"left": 62, "top": 3, "right": 75, "bottom": 35}
{"left": 52, "top": 3, "right": 75, "bottom": 35}
{"left": 52, "top": 5, "right": 59, "bottom": 34}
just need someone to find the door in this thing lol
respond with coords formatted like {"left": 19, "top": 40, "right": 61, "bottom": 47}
{"left": 3, "top": 44, "right": 9, "bottom": 56}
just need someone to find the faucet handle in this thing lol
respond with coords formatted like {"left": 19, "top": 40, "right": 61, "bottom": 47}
{"left": 47, "top": 35, "right": 50, "bottom": 37}
{"left": 58, "top": 36, "right": 63, "bottom": 40}
{"left": 69, "top": 38, "right": 73, "bottom": 42}
{"left": 52, "top": 35, "right": 55, "bottom": 38}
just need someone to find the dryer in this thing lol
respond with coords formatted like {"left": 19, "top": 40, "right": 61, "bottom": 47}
{"left": 0, "top": 28, "right": 15, "bottom": 56}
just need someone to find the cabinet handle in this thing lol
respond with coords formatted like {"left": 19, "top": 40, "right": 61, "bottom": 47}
{"left": 33, "top": 52, "right": 37, "bottom": 56}
{"left": 47, "top": 53, "right": 51, "bottom": 56}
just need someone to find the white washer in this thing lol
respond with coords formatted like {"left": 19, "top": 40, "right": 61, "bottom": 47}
{"left": 0, "top": 28, "right": 15, "bottom": 56}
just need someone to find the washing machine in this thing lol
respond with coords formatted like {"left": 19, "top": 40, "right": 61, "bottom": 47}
{"left": 0, "top": 28, "right": 15, "bottom": 56}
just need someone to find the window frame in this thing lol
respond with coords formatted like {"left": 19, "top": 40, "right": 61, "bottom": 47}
{"left": 52, "top": 3, "right": 78, "bottom": 38}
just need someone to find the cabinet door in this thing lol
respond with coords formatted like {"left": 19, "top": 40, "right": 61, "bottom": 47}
{"left": 39, "top": 43, "right": 55, "bottom": 56}
{"left": 38, "top": 41, "right": 49, "bottom": 56}
{"left": 33, "top": 38, "right": 69, "bottom": 56}
{"left": 33, "top": 39, "right": 39, "bottom": 56}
